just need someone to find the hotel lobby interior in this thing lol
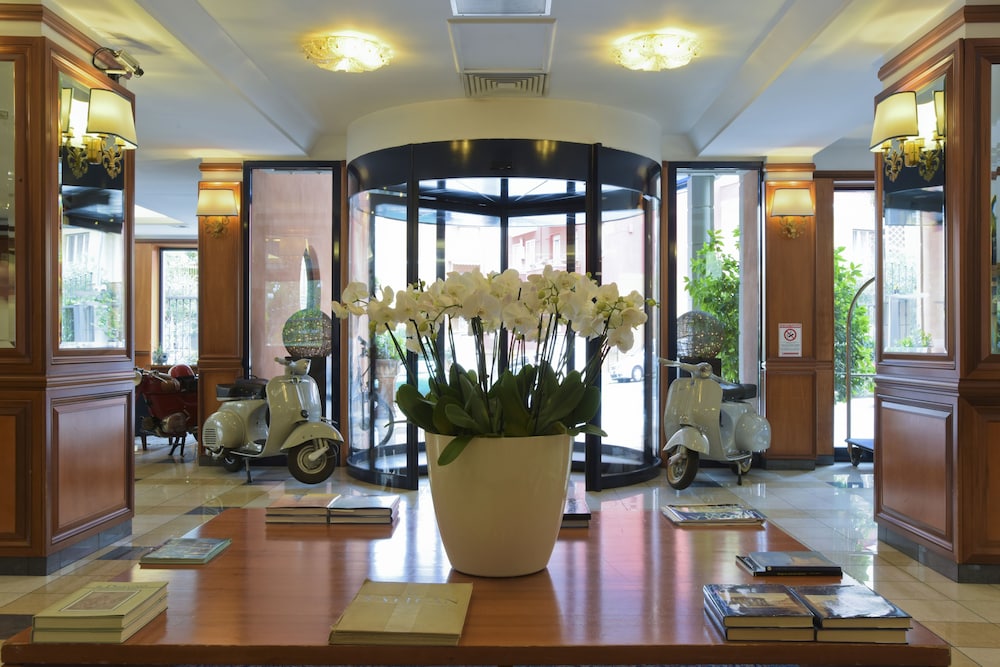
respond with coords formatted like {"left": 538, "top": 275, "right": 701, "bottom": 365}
{"left": 5, "top": 1, "right": 1000, "bottom": 665}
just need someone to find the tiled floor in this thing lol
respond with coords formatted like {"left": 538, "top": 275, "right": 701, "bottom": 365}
{"left": 2, "top": 438, "right": 999, "bottom": 666}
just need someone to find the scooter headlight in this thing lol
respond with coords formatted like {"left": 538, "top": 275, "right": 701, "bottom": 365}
{"left": 735, "top": 412, "right": 771, "bottom": 452}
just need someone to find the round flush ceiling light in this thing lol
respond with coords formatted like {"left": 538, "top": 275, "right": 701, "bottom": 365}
{"left": 612, "top": 31, "right": 700, "bottom": 71}
{"left": 302, "top": 32, "right": 393, "bottom": 73}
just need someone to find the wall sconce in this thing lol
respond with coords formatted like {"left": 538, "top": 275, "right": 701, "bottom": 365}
{"left": 302, "top": 33, "right": 393, "bottom": 72}
{"left": 771, "top": 188, "right": 814, "bottom": 239}
{"left": 197, "top": 189, "right": 239, "bottom": 238}
{"left": 869, "top": 90, "right": 945, "bottom": 182}
{"left": 60, "top": 87, "right": 138, "bottom": 180}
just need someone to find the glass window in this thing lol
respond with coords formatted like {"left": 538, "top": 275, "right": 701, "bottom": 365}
{"left": 160, "top": 249, "right": 198, "bottom": 365}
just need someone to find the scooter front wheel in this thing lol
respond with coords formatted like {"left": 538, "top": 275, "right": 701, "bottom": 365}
{"left": 286, "top": 438, "right": 338, "bottom": 484}
{"left": 220, "top": 452, "right": 245, "bottom": 473}
{"left": 665, "top": 446, "right": 699, "bottom": 490}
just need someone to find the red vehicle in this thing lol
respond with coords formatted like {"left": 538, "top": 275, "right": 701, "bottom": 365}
{"left": 134, "top": 366, "right": 198, "bottom": 456}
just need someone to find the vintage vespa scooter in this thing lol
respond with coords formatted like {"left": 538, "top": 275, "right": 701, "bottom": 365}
{"left": 201, "top": 357, "right": 342, "bottom": 484}
{"left": 659, "top": 358, "right": 771, "bottom": 489}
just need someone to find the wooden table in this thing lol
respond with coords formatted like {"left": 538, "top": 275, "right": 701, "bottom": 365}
{"left": 1, "top": 505, "right": 951, "bottom": 666}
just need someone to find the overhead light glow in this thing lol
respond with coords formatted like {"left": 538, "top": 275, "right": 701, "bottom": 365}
{"left": 302, "top": 33, "right": 393, "bottom": 73}
{"left": 612, "top": 31, "right": 699, "bottom": 71}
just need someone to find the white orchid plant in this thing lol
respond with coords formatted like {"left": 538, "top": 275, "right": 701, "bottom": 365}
{"left": 333, "top": 266, "right": 651, "bottom": 465}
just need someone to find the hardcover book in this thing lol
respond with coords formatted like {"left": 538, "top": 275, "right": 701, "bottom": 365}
{"left": 327, "top": 494, "right": 400, "bottom": 516}
{"left": 790, "top": 584, "right": 912, "bottom": 629}
{"left": 32, "top": 580, "right": 168, "bottom": 635}
{"left": 702, "top": 583, "right": 816, "bottom": 628}
{"left": 736, "top": 550, "right": 842, "bottom": 576}
{"left": 561, "top": 487, "right": 592, "bottom": 528}
{"left": 140, "top": 537, "right": 232, "bottom": 565}
{"left": 266, "top": 493, "right": 341, "bottom": 515}
{"left": 329, "top": 579, "right": 473, "bottom": 645}
{"left": 815, "top": 627, "right": 908, "bottom": 643}
{"left": 705, "top": 607, "right": 815, "bottom": 642}
{"left": 661, "top": 503, "right": 765, "bottom": 525}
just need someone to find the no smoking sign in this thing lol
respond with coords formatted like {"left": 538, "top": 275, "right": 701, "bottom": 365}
{"left": 778, "top": 323, "right": 802, "bottom": 357}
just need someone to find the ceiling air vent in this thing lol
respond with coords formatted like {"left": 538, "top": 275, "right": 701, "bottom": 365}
{"left": 463, "top": 72, "right": 548, "bottom": 97}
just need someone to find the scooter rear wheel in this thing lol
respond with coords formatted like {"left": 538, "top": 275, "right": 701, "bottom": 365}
{"left": 286, "top": 438, "right": 338, "bottom": 484}
{"left": 665, "top": 446, "right": 699, "bottom": 490}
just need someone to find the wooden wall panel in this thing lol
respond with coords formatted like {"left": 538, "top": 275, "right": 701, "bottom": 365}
{"left": 764, "top": 370, "right": 816, "bottom": 460}
{"left": 134, "top": 243, "right": 154, "bottom": 365}
{"left": 877, "top": 399, "right": 952, "bottom": 547}
{"left": 959, "top": 399, "right": 1000, "bottom": 562}
{"left": 0, "top": 411, "right": 23, "bottom": 538}
{"left": 53, "top": 395, "right": 130, "bottom": 537}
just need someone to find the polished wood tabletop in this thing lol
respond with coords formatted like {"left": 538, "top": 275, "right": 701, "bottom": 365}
{"left": 1, "top": 503, "right": 951, "bottom": 666}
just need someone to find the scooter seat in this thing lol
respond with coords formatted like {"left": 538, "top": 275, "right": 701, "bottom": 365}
{"left": 720, "top": 382, "right": 757, "bottom": 401}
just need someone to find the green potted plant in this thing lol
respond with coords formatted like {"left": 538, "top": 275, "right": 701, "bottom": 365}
{"left": 334, "top": 266, "right": 651, "bottom": 576}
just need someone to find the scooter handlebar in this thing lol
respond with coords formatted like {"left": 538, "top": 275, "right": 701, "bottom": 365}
{"left": 658, "top": 357, "right": 724, "bottom": 383}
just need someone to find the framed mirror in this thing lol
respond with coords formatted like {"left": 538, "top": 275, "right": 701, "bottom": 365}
{"left": 57, "top": 73, "right": 130, "bottom": 350}
{"left": 877, "top": 76, "right": 946, "bottom": 356}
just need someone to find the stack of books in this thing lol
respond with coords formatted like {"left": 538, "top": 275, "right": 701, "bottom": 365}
{"left": 791, "top": 584, "right": 912, "bottom": 643}
{"left": 327, "top": 494, "right": 400, "bottom": 524}
{"left": 702, "top": 583, "right": 816, "bottom": 641}
{"left": 735, "top": 550, "right": 843, "bottom": 577}
{"left": 661, "top": 502, "right": 766, "bottom": 526}
{"left": 329, "top": 579, "right": 473, "bottom": 645}
{"left": 32, "top": 580, "right": 168, "bottom": 643}
{"left": 265, "top": 493, "right": 342, "bottom": 524}
{"left": 704, "top": 583, "right": 913, "bottom": 644}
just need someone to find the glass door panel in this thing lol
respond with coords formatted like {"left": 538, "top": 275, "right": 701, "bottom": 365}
{"left": 346, "top": 140, "right": 660, "bottom": 490}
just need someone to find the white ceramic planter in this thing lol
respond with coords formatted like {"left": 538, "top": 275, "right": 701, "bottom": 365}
{"left": 425, "top": 432, "right": 572, "bottom": 577}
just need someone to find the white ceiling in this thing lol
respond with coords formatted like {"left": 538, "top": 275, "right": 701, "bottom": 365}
{"left": 43, "top": 0, "right": 959, "bottom": 240}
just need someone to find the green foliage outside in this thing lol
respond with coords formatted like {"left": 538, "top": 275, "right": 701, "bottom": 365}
{"left": 683, "top": 232, "right": 875, "bottom": 397}
{"left": 683, "top": 229, "right": 741, "bottom": 380}
{"left": 833, "top": 247, "right": 875, "bottom": 402}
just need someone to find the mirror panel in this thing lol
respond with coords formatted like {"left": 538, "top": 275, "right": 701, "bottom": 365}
{"left": 880, "top": 77, "right": 946, "bottom": 355}
{"left": 0, "top": 60, "right": 14, "bottom": 348}
{"left": 57, "top": 74, "right": 126, "bottom": 350}
{"left": 991, "top": 64, "right": 1000, "bottom": 354}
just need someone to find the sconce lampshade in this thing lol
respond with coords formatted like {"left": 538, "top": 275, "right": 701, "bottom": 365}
{"left": 86, "top": 88, "right": 138, "bottom": 148}
{"left": 771, "top": 188, "right": 814, "bottom": 217}
{"left": 196, "top": 188, "right": 239, "bottom": 216}
{"left": 870, "top": 91, "right": 918, "bottom": 151}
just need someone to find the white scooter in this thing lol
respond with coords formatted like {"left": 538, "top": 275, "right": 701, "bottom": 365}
{"left": 201, "top": 357, "right": 342, "bottom": 484}
{"left": 659, "top": 358, "right": 771, "bottom": 490}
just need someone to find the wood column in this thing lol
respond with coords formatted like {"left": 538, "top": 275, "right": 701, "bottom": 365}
{"left": 761, "top": 164, "right": 835, "bottom": 468}
{"left": 196, "top": 165, "right": 244, "bottom": 463}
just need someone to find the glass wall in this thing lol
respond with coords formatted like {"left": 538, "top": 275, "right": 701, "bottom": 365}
{"left": 244, "top": 163, "right": 340, "bottom": 409}
{"left": 346, "top": 140, "right": 660, "bottom": 490}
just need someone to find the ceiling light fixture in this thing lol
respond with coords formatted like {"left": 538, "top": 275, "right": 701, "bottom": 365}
{"left": 302, "top": 33, "right": 393, "bottom": 73}
{"left": 612, "top": 31, "right": 699, "bottom": 71}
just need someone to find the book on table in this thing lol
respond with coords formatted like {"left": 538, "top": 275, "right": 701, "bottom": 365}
{"left": 735, "top": 550, "right": 843, "bottom": 576}
{"left": 561, "top": 486, "right": 591, "bottom": 528}
{"left": 661, "top": 503, "right": 766, "bottom": 525}
{"left": 703, "top": 583, "right": 816, "bottom": 642}
{"left": 329, "top": 579, "right": 473, "bottom": 646}
{"left": 814, "top": 627, "right": 909, "bottom": 643}
{"left": 265, "top": 493, "right": 341, "bottom": 523}
{"left": 139, "top": 537, "right": 232, "bottom": 565}
{"left": 327, "top": 494, "right": 400, "bottom": 523}
{"left": 789, "top": 584, "right": 912, "bottom": 629}
{"left": 32, "top": 580, "right": 168, "bottom": 643}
